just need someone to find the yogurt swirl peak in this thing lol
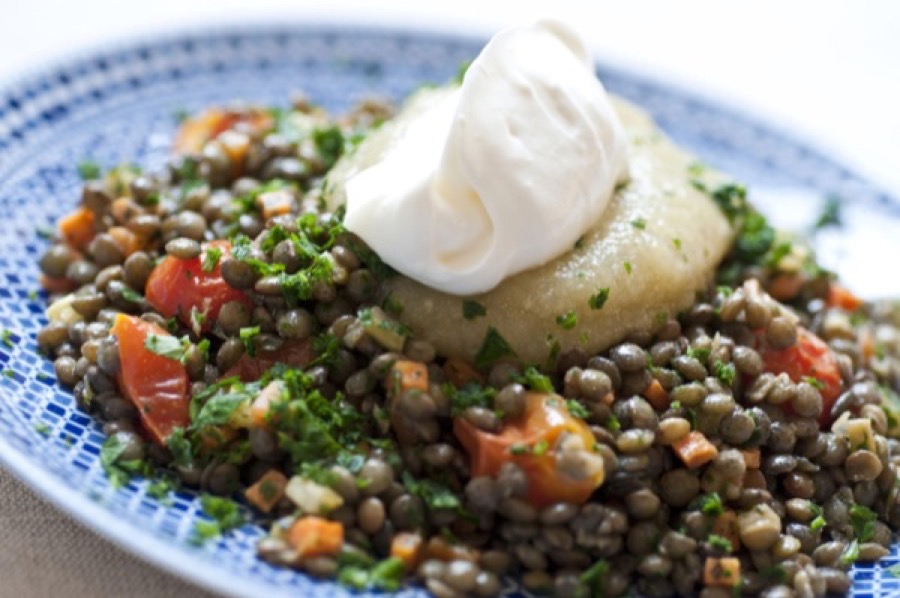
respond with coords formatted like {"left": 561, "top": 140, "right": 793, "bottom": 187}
{"left": 341, "top": 18, "right": 630, "bottom": 295}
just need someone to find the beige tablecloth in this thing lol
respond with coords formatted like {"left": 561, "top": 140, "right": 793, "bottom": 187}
{"left": 0, "top": 466, "right": 221, "bottom": 598}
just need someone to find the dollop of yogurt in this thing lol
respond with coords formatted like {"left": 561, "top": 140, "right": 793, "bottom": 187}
{"left": 342, "top": 18, "right": 629, "bottom": 295}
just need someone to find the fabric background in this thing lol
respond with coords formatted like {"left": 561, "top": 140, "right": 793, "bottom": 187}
{"left": 0, "top": 467, "right": 219, "bottom": 598}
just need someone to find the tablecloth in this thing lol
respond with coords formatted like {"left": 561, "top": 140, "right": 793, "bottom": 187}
{"left": 0, "top": 467, "right": 220, "bottom": 598}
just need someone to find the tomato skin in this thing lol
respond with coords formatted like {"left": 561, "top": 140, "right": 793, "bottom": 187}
{"left": 453, "top": 393, "right": 603, "bottom": 509}
{"left": 110, "top": 314, "right": 189, "bottom": 445}
{"left": 758, "top": 327, "right": 842, "bottom": 426}
{"left": 224, "top": 339, "right": 314, "bottom": 382}
{"left": 144, "top": 240, "right": 251, "bottom": 332}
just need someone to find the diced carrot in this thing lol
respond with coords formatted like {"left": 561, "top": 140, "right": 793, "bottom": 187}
{"left": 250, "top": 380, "right": 285, "bottom": 428}
{"left": 826, "top": 283, "right": 864, "bottom": 312}
{"left": 108, "top": 226, "right": 142, "bottom": 257}
{"left": 767, "top": 273, "right": 804, "bottom": 303}
{"left": 110, "top": 197, "right": 143, "bottom": 225}
{"left": 387, "top": 360, "right": 429, "bottom": 396}
{"left": 644, "top": 379, "right": 670, "bottom": 411}
{"left": 286, "top": 516, "right": 344, "bottom": 559}
{"left": 256, "top": 189, "right": 295, "bottom": 220}
{"left": 742, "top": 468, "right": 766, "bottom": 490}
{"left": 740, "top": 448, "right": 761, "bottom": 470}
{"left": 713, "top": 510, "right": 741, "bottom": 552}
{"left": 424, "top": 536, "right": 480, "bottom": 563}
{"left": 672, "top": 431, "right": 719, "bottom": 469}
{"left": 218, "top": 130, "right": 251, "bottom": 166}
{"left": 40, "top": 274, "right": 77, "bottom": 294}
{"left": 390, "top": 532, "right": 425, "bottom": 570}
{"left": 704, "top": 557, "right": 741, "bottom": 587}
{"left": 860, "top": 329, "right": 878, "bottom": 361}
{"left": 198, "top": 425, "right": 238, "bottom": 450}
{"left": 174, "top": 108, "right": 274, "bottom": 154}
{"left": 58, "top": 207, "right": 96, "bottom": 251}
{"left": 244, "top": 470, "right": 289, "bottom": 514}
{"left": 443, "top": 358, "right": 483, "bottom": 387}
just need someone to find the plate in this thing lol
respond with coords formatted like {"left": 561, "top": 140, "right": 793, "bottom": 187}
{"left": 0, "top": 25, "right": 898, "bottom": 598}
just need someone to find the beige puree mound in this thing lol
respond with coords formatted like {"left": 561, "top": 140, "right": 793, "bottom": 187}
{"left": 329, "top": 89, "right": 734, "bottom": 365}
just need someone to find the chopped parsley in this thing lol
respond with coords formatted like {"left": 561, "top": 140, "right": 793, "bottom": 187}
{"left": 202, "top": 246, "right": 222, "bottom": 272}
{"left": 402, "top": 471, "right": 461, "bottom": 512}
{"left": 802, "top": 376, "right": 825, "bottom": 390}
{"left": 474, "top": 327, "right": 516, "bottom": 369}
{"left": 672, "top": 238, "right": 683, "bottom": 250}
{"left": 698, "top": 492, "right": 725, "bottom": 516}
{"left": 120, "top": 287, "right": 144, "bottom": 303}
{"left": 146, "top": 478, "right": 176, "bottom": 500}
{"left": 239, "top": 325, "right": 261, "bottom": 357}
{"left": 77, "top": 160, "right": 102, "bottom": 180}
{"left": 166, "top": 427, "right": 193, "bottom": 468}
{"left": 312, "top": 126, "right": 345, "bottom": 169}
{"left": 1, "top": 329, "right": 14, "bottom": 348}
{"left": 99, "top": 434, "right": 151, "bottom": 489}
{"left": 462, "top": 300, "right": 487, "bottom": 320}
{"left": 813, "top": 195, "right": 843, "bottom": 231}
{"left": 849, "top": 503, "right": 877, "bottom": 542}
{"left": 556, "top": 311, "right": 578, "bottom": 330}
{"left": 566, "top": 399, "right": 590, "bottom": 419}
{"left": 588, "top": 288, "right": 610, "bottom": 310}
{"left": 337, "top": 556, "right": 406, "bottom": 591}
{"left": 144, "top": 333, "right": 192, "bottom": 363}
{"left": 514, "top": 366, "right": 554, "bottom": 393}
{"left": 580, "top": 559, "right": 610, "bottom": 597}
{"left": 605, "top": 414, "right": 621, "bottom": 432}
{"left": 443, "top": 382, "right": 496, "bottom": 416}
{"left": 686, "top": 346, "right": 711, "bottom": 363}
{"left": 192, "top": 388, "right": 252, "bottom": 431}
{"left": 631, "top": 218, "right": 647, "bottom": 230}
{"left": 886, "top": 563, "right": 900, "bottom": 579}
{"left": 532, "top": 439, "right": 549, "bottom": 456}
{"left": 623, "top": 261, "right": 633, "bottom": 275}
{"left": 34, "top": 421, "right": 50, "bottom": 436}
{"left": 713, "top": 361, "right": 736, "bottom": 385}
{"left": 192, "top": 495, "right": 245, "bottom": 543}
{"left": 839, "top": 539, "right": 860, "bottom": 565}
{"left": 708, "top": 533, "right": 734, "bottom": 553}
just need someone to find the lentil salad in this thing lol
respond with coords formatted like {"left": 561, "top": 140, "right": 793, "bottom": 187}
{"left": 35, "top": 88, "right": 900, "bottom": 598}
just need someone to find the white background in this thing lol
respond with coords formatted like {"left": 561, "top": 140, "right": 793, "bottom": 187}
{"left": 0, "top": 0, "right": 897, "bottom": 196}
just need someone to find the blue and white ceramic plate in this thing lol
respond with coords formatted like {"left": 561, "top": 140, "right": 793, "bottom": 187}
{"left": 0, "top": 25, "right": 897, "bottom": 598}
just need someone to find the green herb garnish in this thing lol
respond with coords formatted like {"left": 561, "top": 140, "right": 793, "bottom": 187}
{"left": 699, "top": 492, "right": 725, "bottom": 516}
{"left": 708, "top": 533, "right": 734, "bottom": 553}
{"left": 589, "top": 288, "right": 610, "bottom": 310}
{"left": 514, "top": 366, "right": 553, "bottom": 393}
{"left": 202, "top": 246, "right": 222, "bottom": 272}
{"left": 474, "top": 327, "right": 516, "bottom": 369}
{"left": 239, "top": 326, "right": 261, "bottom": 357}
{"left": 556, "top": 311, "right": 577, "bottom": 330}
{"left": 120, "top": 287, "right": 144, "bottom": 303}
{"left": 849, "top": 503, "right": 877, "bottom": 542}
{"left": 77, "top": 160, "right": 101, "bottom": 180}
{"left": 192, "top": 495, "right": 245, "bottom": 543}
{"left": 566, "top": 399, "right": 590, "bottom": 419}
{"left": 462, "top": 300, "right": 487, "bottom": 320}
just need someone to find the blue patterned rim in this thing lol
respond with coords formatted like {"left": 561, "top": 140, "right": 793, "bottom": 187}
{"left": 0, "top": 24, "right": 897, "bottom": 598}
